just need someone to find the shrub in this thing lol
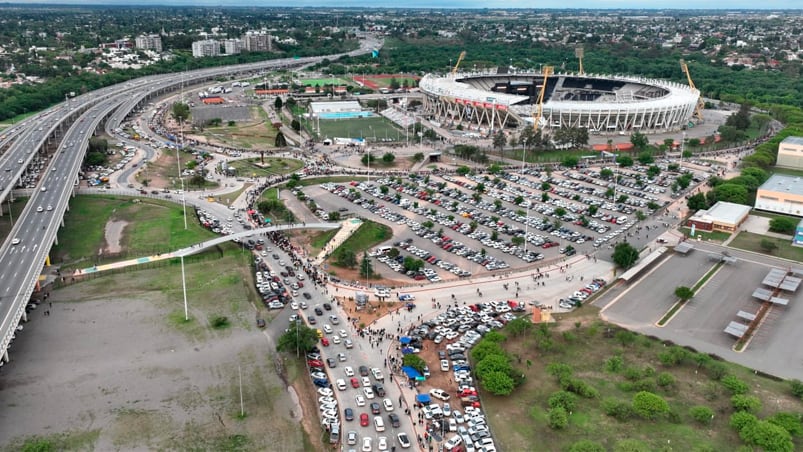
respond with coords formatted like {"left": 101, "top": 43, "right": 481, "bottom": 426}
{"left": 561, "top": 378, "right": 599, "bottom": 399}
{"left": 613, "top": 439, "right": 650, "bottom": 452}
{"left": 602, "top": 397, "right": 634, "bottom": 420}
{"left": 703, "top": 382, "right": 722, "bottom": 401}
{"left": 546, "top": 362, "right": 574, "bottom": 381}
{"left": 211, "top": 316, "right": 230, "bottom": 329}
{"left": 605, "top": 355, "right": 624, "bottom": 373}
{"left": 633, "top": 378, "right": 657, "bottom": 393}
{"left": 657, "top": 346, "right": 690, "bottom": 367}
{"left": 767, "top": 412, "right": 803, "bottom": 436}
{"left": 705, "top": 361, "right": 728, "bottom": 380}
{"left": 632, "top": 391, "right": 669, "bottom": 419}
{"left": 568, "top": 440, "right": 606, "bottom": 452}
{"left": 667, "top": 408, "right": 682, "bottom": 424}
{"left": 721, "top": 375, "right": 749, "bottom": 395}
{"left": 731, "top": 394, "right": 762, "bottom": 413}
{"left": 730, "top": 411, "right": 758, "bottom": 432}
{"left": 547, "top": 406, "right": 569, "bottom": 429}
{"left": 739, "top": 420, "right": 794, "bottom": 452}
{"left": 641, "top": 365, "right": 655, "bottom": 377}
{"left": 689, "top": 405, "right": 715, "bottom": 425}
{"left": 617, "top": 381, "right": 634, "bottom": 392}
{"left": 790, "top": 379, "right": 803, "bottom": 399}
{"left": 657, "top": 372, "right": 676, "bottom": 388}
{"left": 615, "top": 330, "right": 637, "bottom": 346}
{"left": 622, "top": 367, "right": 643, "bottom": 381}
{"left": 548, "top": 391, "right": 577, "bottom": 411}
{"left": 562, "top": 331, "right": 577, "bottom": 342}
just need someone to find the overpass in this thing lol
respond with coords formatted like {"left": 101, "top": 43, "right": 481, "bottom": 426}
{"left": 76, "top": 223, "right": 341, "bottom": 275}
{"left": 0, "top": 35, "right": 381, "bottom": 364}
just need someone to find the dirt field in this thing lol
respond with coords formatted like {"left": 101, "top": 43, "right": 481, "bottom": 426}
{"left": 0, "top": 263, "right": 309, "bottom": 451}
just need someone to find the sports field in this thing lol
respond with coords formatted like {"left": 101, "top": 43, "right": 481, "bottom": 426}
{"left": 300, "top": 77, "right": 350, "bottom": 87}
{"left": 312, "top": 116, "right": 403, "bottom": 142}
{"left": 353, "top": 74, "right": 420, "bottom": 90}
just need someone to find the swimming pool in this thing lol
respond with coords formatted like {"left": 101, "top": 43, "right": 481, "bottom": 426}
{"left": 317, "top": 111, "right": 376, "bottom": 120}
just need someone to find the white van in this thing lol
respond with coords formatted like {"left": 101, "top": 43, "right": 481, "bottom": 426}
{"left": 374, "top": 416, "right": 385, "bottom": 432}
{"left": 616, "top": 216, "right": 628, "bottom": 225}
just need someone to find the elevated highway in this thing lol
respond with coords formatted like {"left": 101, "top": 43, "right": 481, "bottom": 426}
{"left": 0, "top": 35, "right": 380, "bottom": 363}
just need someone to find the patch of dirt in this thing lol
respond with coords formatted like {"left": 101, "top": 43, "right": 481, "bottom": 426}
{"left": 103, "top": 220, "right": 128, "bottom": 254}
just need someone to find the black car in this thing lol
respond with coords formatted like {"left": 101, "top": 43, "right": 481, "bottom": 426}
{"left": 344, "top": 408, "right": 354, "bottom": 421}
{"left": 315, "top": 307, "right": 324, "bottom": 316}
{"left": 370, "top": 402, "right": 381, "bottom": 415}
{"left": 256, "top": 318, "right": 266, "bottom": 328}
{"left": 272, "top": 254, "right": 280, "bottom": 259}
{"left": 359, "top": 365, "right": 369, "bottom": 377}
{"left": 303, "top": 292, "right": 312, "bottom": 300}
{"left": 388, "top": 413, "right": 401, "bottom": 428}
{"left": 373, "top": 383, "right": 386, "bottom": 397}
{"left": 323, "top": 303, "right": 333, "bottom": 311}
{"left": 308, "top": 315, "right": 317, "bottom": 325}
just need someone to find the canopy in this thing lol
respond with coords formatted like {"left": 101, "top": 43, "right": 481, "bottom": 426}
{"left": 402, "top": 366, "right": 422, "bottom": 379}
{"left": 400, "top": 337, "right": 412, "bottom": 345}
{"left": 415, "top": 394, "right": 431, "bottom": 404}
{"left": 401, "top": 347, "right": 416, "bottom": 355}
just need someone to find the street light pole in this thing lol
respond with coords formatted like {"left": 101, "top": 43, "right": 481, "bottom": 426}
{"left": 181, "top": 255, "right": 189, "bottom": 321}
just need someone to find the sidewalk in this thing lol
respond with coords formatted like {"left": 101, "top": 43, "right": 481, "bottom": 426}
{"left": 312, "top": 218, "right": 363, "bottom": 266}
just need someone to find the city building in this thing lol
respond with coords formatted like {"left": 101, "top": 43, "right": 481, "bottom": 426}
{"left": 191, "top": 39, "right": 220, "bottom": 58}
{"left": 243, "top": 30, "right": 272, "bottom": 52}
{"left": 686, "top": 201, "right": 751, "bottom": 233}
{"left": 776, "top": 136, "right": 803, "bottom": 170}
{"left": 134, "top": 34, "right": 163, "bottom": 53}
{"left": 222, "top": 38, "right": 243, "bottom": 55}
{"left": 755, "top": 174, "right": 803, "bottom": 217}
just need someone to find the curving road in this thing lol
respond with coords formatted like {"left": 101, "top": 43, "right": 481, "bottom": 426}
{"left": 0, "top": 35, "right": 381, "bottom": 362}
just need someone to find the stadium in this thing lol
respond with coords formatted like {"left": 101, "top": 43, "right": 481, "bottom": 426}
{"left": 419, "top": 70, "right": 700, "bottom": 135}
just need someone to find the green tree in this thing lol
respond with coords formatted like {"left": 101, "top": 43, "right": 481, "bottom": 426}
{"left": 291, "top": 118, "right": 301, "bottom": 132}
{"left": 769, "top": 217, "right": 797, "bottom": 234}
{"left": 731, "top": 394, "right": 762, "bottom": 413}
{"left": 675, "top": 286, "right": 694, "bottom": 302}
{"left": 275, "top": 131, "right": 287, "bottom": 147}
{"left": 382, "top": 152, "right": 395, "bottom": 164}
{"left": 471, "top": 340, "right": 505, "bottom": 363}
{"left": 402, "top": 353, "right": 426, "bottom": 373}
{"left": 492, "top": 131, "right": 507, "bottom": 151}
{"left": 481, "top": 370, "right": 516, "bottom": 396}
{"left": 561, "top": 155, "right": 579, "bottom": 168}
{"left": 767, "top": 412, "right": 803, "bottom": 436}
{"left": 548, "top": 391, "right": 577, "bottom": 411}
{"left": 600, "top": 168, "right": 614, "bottom": 179}
{"left": 647, "top": 165, "right": 661, "bottom": 178}
{"left": 632, "top": 391, "right": 669, "bottom": 419}
{"left": 741, "top": 167, "right": 769, "bottom": 185}
{"left": 637, "top": 151, "right": 654, "bottom": 165}
{"left": 456, "top": 166, "right": 471, "bottom": 176}
{"left": 476, "top": 353, "right": 512, "bottom": 376}
{"left": 707, "top": 183, "right": 749, "bottom": 205}
{"left": 630, "top": 132, "right": 649, "bottom": 151}
{"left": 361, "top": 153, "right": 377, "bottom": 166}
{"left": 790, "top": 379, "right": 803, "bottom": 399}
{"left": 547, "top": 406, "right": 569, "bottom": 429}
{"left": 760, "top": 239, "right": 778, "bottom": 253}
{"left": 336, "top": 249, "right": 357, "bottom": 268}
{"left": 687, "top": 192, "right": 708, "bottom": 211}
{"left": 274, "top": 96, "right": 283, "bottom": 110}
{"left": 612, "top": 242, "right": 639, "bottom": 269}
{"left": 402, "top": 256, "right": 424, "bottom": 272}
{"left": 276, "top": 322, "right": 319, "bottom": 356}
{"left": 171, "top": 102, "right": 190, "bottom": 123}
{"left": 359, "top": 251, "right": 373, "bottom": 279}
{"left": 412, "top": 152, "right": 425, "bottom": 163}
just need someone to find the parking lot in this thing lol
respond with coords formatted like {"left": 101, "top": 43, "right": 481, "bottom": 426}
{"left": 304, "top": 162, "right": 710, "bottom": 285}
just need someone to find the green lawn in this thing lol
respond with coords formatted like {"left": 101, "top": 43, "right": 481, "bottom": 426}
{"left": 729, "top": 231, "right": 803, "bottom": 261}
{"left": 310, "top": 116, "right": 402, "bottom": 142}
{"left": 300, "top": 77, "right": 350, "bottom": 87}
{"left": 227, "top": 157, "right": 304, "bottom": 178}
{"left": 51, "top": 195, "right": 217, "bottom": 268}
{"left": 334, "top": 220, "right": 391, "bottom": 257}
{"left": 484, "top": 318, "right": 803, "bottom": 452}
{"left": 310, "top": 229, "right": 339, "bottom": 251}
{"left": 679, "top": 227, "right": 732, "bottom": 243}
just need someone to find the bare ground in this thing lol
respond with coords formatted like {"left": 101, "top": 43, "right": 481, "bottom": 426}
{"left": 104, "top": 220, "right": 127, "bottom": 254}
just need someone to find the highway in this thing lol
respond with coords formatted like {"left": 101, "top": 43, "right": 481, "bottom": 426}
{"left": 0, "top": 35, "right": 381, "bottom": 362}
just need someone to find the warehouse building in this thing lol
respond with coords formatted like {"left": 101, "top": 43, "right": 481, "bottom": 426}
{"left": 776, "top": 136, "right": 803, "bottom": 170}
{"left": 755, "top": 174, "right": 803, "bottom": 217}
{"left": 686, "top": 201, "right": 751, "bottom": 233}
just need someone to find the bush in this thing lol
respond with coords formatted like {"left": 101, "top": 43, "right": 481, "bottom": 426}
{"left": 622, "top": 367, "right": 643, "bottom": 381}
{"left": 731, "top": 394, "right": 762, "bottom": 413}
{"left": 790, "top": 379, "right": 803, "bottom": 399}
{"left": 641, "top": 365, "right": 655, "bottom": 378}
{"left": 739, "top": 420, "right": 794, "bottom": 452}
{"left": 658, "top": 346, "right": 690, "bottom": 367}
{"left": 721, "top": 375, "right": 749, "bottom": 395}
{"left": 605, "top": 355, "right": 624, "bottom": 373}
{"left": 547, "top": 406, "right": 569, "bottom": 429}
{"left": 602, "top": 397, "right": 635, "bottom": 420}
{"left": 703, "top": 382, "right": 722, "bottom": 401}
{"left": 730, "top": 411, "right": 758, "bottom": 432}
{"left": 633, "top": 378, "right": 657, "bottom": 393}
{"left": 561, "top": 378, "right": 599, "bottom": 399}
{"left": 548, "top": 391, "right": 577, "bottom": 411}
{"left": 568, "top": 440, "right": 606, "bottom": 452}
{"left": 689, "top": 405, "right": 715, "bottom": 425}
{"left": 705, "top": 361, "right": 728, "bottom": 380}
{"left": 211, "top": 316, "right": 230, "bottom": 329}
{"left": 657, "top": 372, "right": 676, "bottom": 388}
{"left": 546, "top": 362, "right": 574, "bottom": 381}
{"left": 767, "top": 412, "right": 803, "bottom": 436}
{"left": 613, "top": 439, "right": 650, "bottom": 452}
{"left": 632, "top": 391, "right": 669, "bottom": 419}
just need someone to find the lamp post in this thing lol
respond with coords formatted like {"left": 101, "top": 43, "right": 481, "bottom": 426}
{"left": 181, "top": 255, "right": 189, "bottom": 321}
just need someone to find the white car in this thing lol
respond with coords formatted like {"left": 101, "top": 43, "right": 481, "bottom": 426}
{"left": 363, "top": 387, "right": 375, "bottom": 399}
{"left": 336, "top": 379, "right": 347, "bottom": 391}
{"left": 377, "top": 436, "right": 388, "bottom": 451}
{"left": 332, "top": 335, "right": 341, "bottom": 344}
{"left": 36, "top": 206, "right": 43, "bottom": 212}
{"left": 440, "top": 360, "right": 450, "bottom": 372}
{"left": 290, "top": 302, "right": 299, "bottom": 310}
{"left": 355, "top": 394, "right": 366, "bottom": 406}
{"left": 344, "top": 366, "right": 355, "bottom": 377}
{"left": 362, "top": 437, "right": 372, "bottom": 452}
{"left": 339, "top": 329, "right": 348, "bottom": 338}
{"left": 46, "top": 205, "right": 53, "bottom": 211}
{"left": 318, "top": 387, "right": 333, "bottom": 397}
{"left": 371, "top": 368, "right": 384, "bottom": 381}
{"left": 362, "top": 376, "right": 372, "bottom": 387}
{"left": 11, "top": 238, "right": 20, "bottom": 245}
{"left": 382, "top": 398, "right": 393, "bottom": 412}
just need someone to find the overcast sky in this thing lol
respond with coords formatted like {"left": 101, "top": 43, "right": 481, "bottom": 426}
{"left": 5, "top": 0, "right": 802, "bottom": 8}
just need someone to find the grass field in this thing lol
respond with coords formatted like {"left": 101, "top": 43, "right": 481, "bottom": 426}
{"left": 311, "top": 116, "right": 402, "bottom": 141}
{"left": 484, "top": 316, "right": 803, "bottom": 451}
{"left": 679, "top": 227, "right": 732, "bottom": 243}
{"left": 227, "top": 157, "right": 304, "bottom": 178}
{"left": 334, "top": 220, "right": 391, "bottom": 257}
{"left": 202, "top": 106, "right": 277, "bottom": 149}
{"left": 729, "top": 231, "right": 803, "bottom": 261}
{"left": 51, "top": 195, "right": 217, "bottom": 268}
{"left": 300, "top": 77, "right": 350, "bottom": 87}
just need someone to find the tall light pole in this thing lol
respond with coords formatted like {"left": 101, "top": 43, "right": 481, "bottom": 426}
{"left": 181, "top": 255, "right": 189, "bottom": 321}
{"left": 176, "top": 143, "right": 187, "bottom": 230}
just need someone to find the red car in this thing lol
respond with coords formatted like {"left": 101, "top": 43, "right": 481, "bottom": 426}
{"left": 351, "top": 378, "right": 360, "bottom": 388}
{"left": 360, "top": 413, "right": 369, "bottom": 427}
{"left": 321, "top": 337, "right": 330, "bottom": 346}
{"left": 308, "top": 359, "right": 324, "bottom": 368}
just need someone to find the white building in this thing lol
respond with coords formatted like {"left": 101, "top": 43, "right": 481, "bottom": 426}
{"left": 243, "top": 30, "right": 272, "bottom": 52}
{"left": 135, "top": 34, "right": 162, "bottom": 53}
{"left": 191, "top": 40, "right": 220, "bottom": 58}
{"left": 223, "top": 38, "right": 243, "bottom": 55}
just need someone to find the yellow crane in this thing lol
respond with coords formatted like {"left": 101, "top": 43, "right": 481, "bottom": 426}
{"left": 532, "top": 66, "right": 553, "bottom": 133}
{"left": 680, "top": 59, "right": 705, "bottom": 122}
{"left": 452, "top": 51, "right": 466, "bottom": 75}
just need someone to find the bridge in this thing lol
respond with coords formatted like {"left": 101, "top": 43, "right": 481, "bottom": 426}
{"left": 75, "top": 223, "right": 341, "bottom": 275}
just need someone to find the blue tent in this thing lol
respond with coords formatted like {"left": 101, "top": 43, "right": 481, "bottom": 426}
{"left": 400, "top": 337, "right": 412, "bottom": 345}
{"left": 401, "top": 347, "right": 416, "bottom": 355}
{"left": 402, "top": 366, "right": 422, "bottom": 379}
{"left": 416, "top": 394, "right": 431, "bottom": 404}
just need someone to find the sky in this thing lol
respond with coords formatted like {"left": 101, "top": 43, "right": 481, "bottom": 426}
{"left": 3, "top": 0, "right": 802, "bottom": 8}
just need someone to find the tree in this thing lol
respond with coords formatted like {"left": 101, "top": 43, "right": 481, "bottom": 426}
{"left": 741, "top": 167, "right": 769, "bottom": 185}
{"left": 547, "top": 406, "right": 569, "bottom": 429}
{"left": 402, "top": 256, "right": 424, "bottom": 272}
{"left": 492, "top": 131, "right": 507, "bottom": 151}
{"left": 275, "top": 131, "right": 287, "bottom": 147}
{"left": 511, "top": 236, "right": 525, "bottom": 247}
{"left": 481, "top": 370, "right": 516, "bottom": 396}
{"left": 274, "top": 96, "right": 283, "bottom": 110}
{"left": 708, "top": 183, "right": 749, "bottom": 205}
{"left": 769, "top": 217, "right": 797, "bottom": 234}
{"left": 760, "top": 239, "right": 778, "bottom": 253}
{"left": 637, "top": 151, "right": 654, "bottom": 165}
{"left": 456, "top": 166, "right": 471, "bottom": 176}
{"left": 361, "top": 153, "right": 377, "bottom": 166}
{"left": 615, "top": 155, "right": 634, "bottom": 167}
{"left": 412, "top": 152, "right": 425, "bottom": 163}
{"left": 674, "top": 286, "right": 694, "bottom": 302}
{"left": 630, "top": 132, "right": 649, "bottom": 151}
{"left": 767, "top": 412, "right": 803, "bottom": 436}
{"left": 600, "top": 168, "right": 614, "bottom": 179}
{"left": 548, "top": 391, "right": 577, "bottom": 411}
{"left": 632, "top": 391, "right": 669, "bottom": 419}
{"left": 731, "top": 394, "right": 762, "bottom": 413}
{"left": 276, "top": 322, "right": 319, "bottom": 356}
{"left": 612, "top": 242, "right": 639, "bottom": 269}
{"left": 561, "top": 156, "right": 579, "bottom": 168}
{"left": 335, "top": 249, "right": 357, "bottom": 268}
{"left": 382, "top": 152, "right": 395, "bottom": 164}
{"left": 687, "top": 193, "right": 708, "bottom": 211}
{"left": 402, "top": 353, "right": 426, "bottom": 373}
{"left": 647, "top": 165, "right": 661, "bottom": 178}
{"left": 359, "top": 251, "right": 373, "bottom": 279}
{"left": 171, "top": 102, "right": 190, "bottom": 123}
{"left": 291, "top": 118, "right": 300, "bottom": 132}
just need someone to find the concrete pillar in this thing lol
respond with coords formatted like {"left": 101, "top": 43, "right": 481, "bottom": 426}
{"left": 21, "top": 311, "right": 27, "bottom": 323}
{"left": 2, "top": 349, "right": 8, "bottom": 363}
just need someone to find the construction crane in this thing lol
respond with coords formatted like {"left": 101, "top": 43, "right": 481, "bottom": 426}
{"left": 451, "top": 51, "right": 466, "bottom": 75}
{"left": 575, "top": 47, "right": 585, "bottom": 76}
{"left": 532, "top": 66, "right": 553, "bottom": 133}
{"left": 680, "top": 59, "right": 705, "bottom": 122}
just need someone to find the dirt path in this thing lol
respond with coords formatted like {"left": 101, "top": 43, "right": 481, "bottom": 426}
{"left": 104, "top": 220, "right": 127, "bottom": 254}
